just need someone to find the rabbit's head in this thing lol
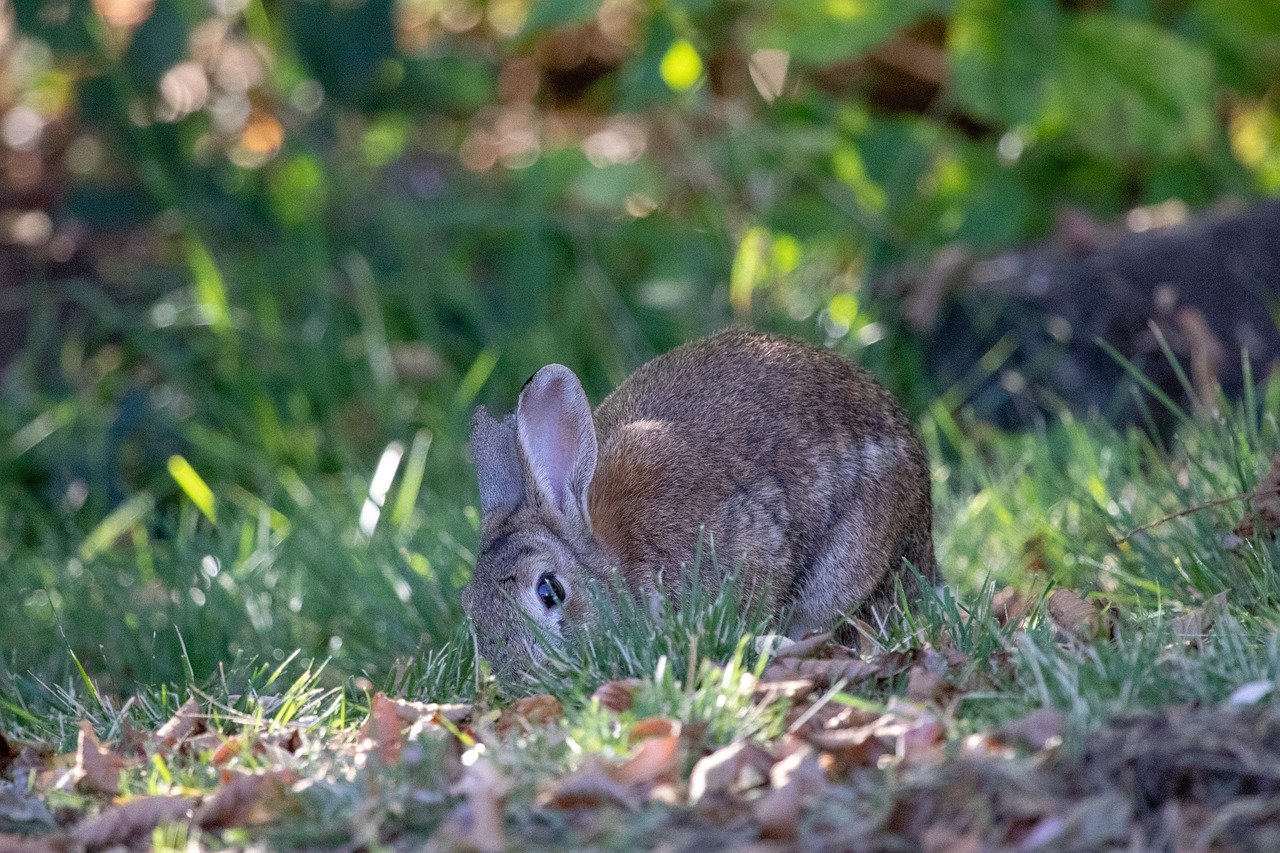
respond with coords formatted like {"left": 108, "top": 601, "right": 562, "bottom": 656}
{"left": 462, "top": 364, "right": 609, "bottom": 680}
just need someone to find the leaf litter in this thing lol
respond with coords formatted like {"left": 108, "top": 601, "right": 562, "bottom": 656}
{"left": 5, "top": 600, "right": 1280, "bottom": 851}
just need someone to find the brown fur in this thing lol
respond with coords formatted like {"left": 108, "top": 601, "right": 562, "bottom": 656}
{"left": 463, "top": 328, "right": 936, "bottom": 679}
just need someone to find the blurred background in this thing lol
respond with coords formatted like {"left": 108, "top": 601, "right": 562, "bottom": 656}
{"left": 1, "top": 0, "right": 1278, "bottom": 688}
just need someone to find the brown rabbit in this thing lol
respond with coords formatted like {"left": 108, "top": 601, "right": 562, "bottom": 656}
{"left": 462, "top": 328, "right": 935, "bottom": 679}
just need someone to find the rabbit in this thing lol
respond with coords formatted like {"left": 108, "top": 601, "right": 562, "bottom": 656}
{"left": 462, "top": 327, "right": 936, "bottom": 679}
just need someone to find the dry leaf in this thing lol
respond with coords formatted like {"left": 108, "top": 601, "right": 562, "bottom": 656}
{"left": 496, "top": 694, "right": 563, "bottom": 736}
{"left": 1254, "top": 455, "right": 1280, "bottom": 528}
{"left": 359, "top": 692, "right": 405, "bottom": 767}
{"left": 194, "top": 770, "right": 297, "bottom": 830}
{"left": 70, "top": 795, "right": 194, "bottom": 849}
{"left": 997, "top": 707, "right": 1064, "bottom": 751}
{"left": 772, "top": 631, "right": 833, "bottom": 660}
{"left": 959, "top": 731, "right": 1016, "bottom": 761}
{"left": 449, "top": 758, "right": 508, "bottom": 853}
{"left": 801, "top": 725, "right": 892, "bottom": 775}
{"left": 629, "top": 716, "right": 679, "bottom": 743}
{"left": 154, "top": 698, "right": 205, "bottom": 747}
{"left": 541, "top": 762, "right": 638, "bottom": 811}
{"left": 754, "top": 746, "right": 826, "bottom": 840}
{"left": 611, "top": 735, "right": 679, "bottom": 787}
{"left": 261, "top": 728, "right": 303, "bottom": 754}
{"left": 177, "top": 730, "right": 228, "bottom": 760}
{"left": 1172, "top": 589, "right": 1229, "bottom": 644}
{"left": 211, "top": 736, "right": 241, "bottom": 766}
{"left": 896, "top": 715, "right": 946, "bottom": 766}
{"left": 11, "top": 743, "right": 54, "bottom": 787}
{"left": 906, "top": 666, "right": 955, "bottom": 705}
{"left": 592, "top": 678, "right": 645, "bottom": 713}
{"left": 1234, "top": 455, "right": 1280, "bottom": 540}
{"left": 73, "top": 721, "right": 124, "bottom": 796}
{"left": 939, "top": 645, "right": 975, "bottom": 670}
{"left": 688, "top": 741, "right": 776, "bottom": 803}
{"left": 872, "top": 649, "right": 919, "bottom": 679}
{"left": 1046, "top": 589, "right": 1113, "bottom": 642}
{"left": 762, "top": 657, "right": 880, "bottom": 687}
{"left": 992, "top": 587, "right": 1034, "bottom": 628}
{"left": 752, "top": 677, "right": 817, "bottom": 702}
{"left": 380, "top": 697, "right": 472, "bottom": 727}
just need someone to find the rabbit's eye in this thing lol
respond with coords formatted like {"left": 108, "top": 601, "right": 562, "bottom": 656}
{"left": 535, "top": 572, "right": 565, "bottom": 609}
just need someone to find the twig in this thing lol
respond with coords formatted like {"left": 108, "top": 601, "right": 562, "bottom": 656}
{"left": 1113, "top": 490, "right": 1259, "bottom": 545}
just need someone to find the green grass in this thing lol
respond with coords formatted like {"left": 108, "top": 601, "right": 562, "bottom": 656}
{"left": 4, "top": 242, "right": 1280, "bottom": 849}
{"left": 6, "top": 357, "right": 1278, "bottom": 726}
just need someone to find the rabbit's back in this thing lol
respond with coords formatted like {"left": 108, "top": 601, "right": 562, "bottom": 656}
{"left": 587, "top": 328, "right": 935, "bottom": 630}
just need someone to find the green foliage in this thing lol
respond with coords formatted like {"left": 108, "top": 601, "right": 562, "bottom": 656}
{"left": 750, "top": 0, "right": 944, "bottom": 65}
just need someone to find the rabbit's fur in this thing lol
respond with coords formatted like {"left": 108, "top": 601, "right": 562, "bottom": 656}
{"left": 463, "top": 328, "right": 935, "bottom": 679}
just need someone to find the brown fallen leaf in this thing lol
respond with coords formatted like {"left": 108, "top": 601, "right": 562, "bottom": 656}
{"left": 802, "top": 724, "right": 893, "bottom": 775}
{"left": 688, "top": 741, "right": 776, "bottom": 804}
{"left": 752, "top": 677, "right": 817, "bottom": 702}
{"left": 762, "top": 656, "right": 880, "bottom": 687}
{"left": 997, "top": 707, "right": 1065, "bottom": 752}
{"left": 1233, "top": 454, "right": 1280, "bottom": 540}
{"left": 380, "top": 696, "right": 473, "bottom": 727}
{"left": 73, "top": 721, "right": 124, "bottom": 796}
{"left": 629, "top": 716, "right": 680, "bottom": 743}
{"left": 772, "top": 631, "right": 834, "bottom": 660}
{"left": 154, "top": 698, "right": 205, "bottom": 747}
{"left": 991, "top": 586, "right": 1035, "bottom": 628}
{"left": 541, "top": 762, "right": 638, "bottom": 811}
{"left": 70, "top": 795, "right": 195, "bottom": 849}
{"left": 496, "top": 694, "right": 563, "bottom": 736}
{"left": 896, "top": 715, "right": 947, "bottom": 766}
{"left": 958, "top": 731, "right": 1016, "bottom": 762}
{"left": 210, "top": 735, "right": 241, "bottom": 766}
{"left": 611, "top": 734, "right": 680, "bottom": 787}
{"left": 906, "top": 665, "right": 956, "bottom": 705}
{"left": 359, "top": 692, "right": 404, "bottom": 767}
{"left": 1173, "top": 589, "right": 1230, "bottom": 646}
{"left": 195, "top": 770, "right": 297, "bottom": 830}
{"left": 754, "top": 746, "right": 826, "bottom": 840}
{"left": 10, "top": 743, "right": 55, "bottom": 789}
{"left": 873, "top": 649, "right": 920, "bottom": 679}
{"left": 1046, "top": 589, "right": 1114, "bottom": 642}
{"left": 448, "top": 758, "right": 508, "bottom": 853}
{"left": 592, "top": 678, "right": 646, "bottom": 713}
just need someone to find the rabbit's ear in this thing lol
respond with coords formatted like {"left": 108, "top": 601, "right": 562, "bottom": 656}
{"left": 516, "top": 364, "right": 597, "bottom": 523}
{"left": 472, "top": 406, "right": 523, "bottom": 517}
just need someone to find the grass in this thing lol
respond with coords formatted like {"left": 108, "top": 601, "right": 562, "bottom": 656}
{"left": 5, "top": 2, "right": 1279, "bottom": 845}
{"left": 4, "top": 272, "right": 1280, "bottom": 848}
{"left": 5, "top": 344, "right": 1279, "bottom": 705}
